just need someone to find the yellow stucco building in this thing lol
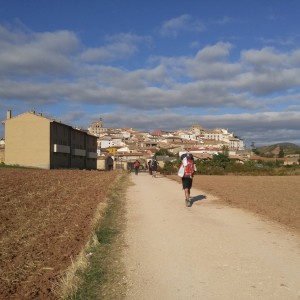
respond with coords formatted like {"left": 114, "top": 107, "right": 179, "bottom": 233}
{"left": 3, "top": 111, "right": 97, "bottom": 169}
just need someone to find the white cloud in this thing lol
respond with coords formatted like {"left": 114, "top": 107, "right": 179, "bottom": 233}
{"left": 0, "top": 26, "right": 78, "bottom": 77}
{"left": 284, "top": 104, "right": 300, "bottom": 111}
{"left": 80, "top": 33, "right": 151, "bottom": 62}
{"left": 213, "top": 16, "right": 233, "bottom": 26}
{"left": 2, "top": 38, "right": 299, "bottom": 112}
{"left": 160, "top": 14, "right": 205, "bottom": 37}
{"left": 195, "top": 42, "right": 233, "bottom": 62}
{"left": 80, "top": 43, "right": 138, "bottom": 62}
{"left": 241, "top": 47, "right": 288, "bottom": 69}
{"left": 80, "top": 110, "right": 300, "bottom": 145}
{"left": 1, "top": 23, "right": 300, "bottom": 145}
{"left": 223, "top": 47, "right": 300, "bottom": 95}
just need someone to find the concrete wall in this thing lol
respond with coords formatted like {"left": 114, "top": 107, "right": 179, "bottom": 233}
{"left": 97, "top": 158, "right": 106, "bottom": 170}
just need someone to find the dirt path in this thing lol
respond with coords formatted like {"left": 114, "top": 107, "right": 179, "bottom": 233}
{"left": 124, "top": 173, "right": 300, "bottom": 300}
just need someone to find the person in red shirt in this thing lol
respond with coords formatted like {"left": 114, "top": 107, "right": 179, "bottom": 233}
{"left": 133, "top": 160, "right": 140, "bottom": 175}
{"left": 180, "top": 151, "right": 196, "bottom": 207}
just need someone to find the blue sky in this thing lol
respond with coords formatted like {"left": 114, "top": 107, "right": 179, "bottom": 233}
{"left": 1, "top": 0, "right": 300, "bottom": 147}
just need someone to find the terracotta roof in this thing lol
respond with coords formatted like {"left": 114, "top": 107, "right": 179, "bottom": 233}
{"left": 151, "top": 130, "right": 162, "bottom": 136}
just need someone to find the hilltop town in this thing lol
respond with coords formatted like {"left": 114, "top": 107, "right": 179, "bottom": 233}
{"left": 1, "top": 111, "right": 244, "bottom": 168}
{"left": 1, "top": 111, "right": 299, "bottom": 169}
{"left": 87, "top": 116, "right": 247, "bottom": 169}
{"left": 89, "top": 116, "right": 245, "bottom": 151}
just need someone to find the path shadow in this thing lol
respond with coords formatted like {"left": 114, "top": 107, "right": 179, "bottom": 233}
{"left": 190, "top": 194, "right": 207, "bottom": 206}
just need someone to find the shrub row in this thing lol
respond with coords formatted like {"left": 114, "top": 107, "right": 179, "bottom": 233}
{"left": 160, "top": 157, "right": 300, "bottom": 176}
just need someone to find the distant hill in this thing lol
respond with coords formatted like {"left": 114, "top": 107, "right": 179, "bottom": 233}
{"left": 256, "top": 143, "right": 300, "bottom": 156}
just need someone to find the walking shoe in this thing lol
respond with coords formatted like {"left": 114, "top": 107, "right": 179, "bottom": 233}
{"left": 185, "top": 199, "right": 191, "bottom": 207}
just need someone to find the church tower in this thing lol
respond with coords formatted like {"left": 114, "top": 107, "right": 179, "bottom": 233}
{"left": 88, "top": 116, "right": 104, "bottom": 136}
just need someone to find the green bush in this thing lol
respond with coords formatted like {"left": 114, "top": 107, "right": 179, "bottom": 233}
{"left": 161, "top": 161, "right": 179, "bottom": 175}
{"left": 158, "top": 154, "right": 300, "bottom": 176}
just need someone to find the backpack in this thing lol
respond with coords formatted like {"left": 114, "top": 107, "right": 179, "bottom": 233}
{"left": 183, "top": 158, "right": 195, "bottom": 177}
{"left": 151, "top": 159, "right": 157, "bottom": 168}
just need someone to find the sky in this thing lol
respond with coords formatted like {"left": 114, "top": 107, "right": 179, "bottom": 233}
{"left": 1, "top": 0, "right": 300, "bottom": 147}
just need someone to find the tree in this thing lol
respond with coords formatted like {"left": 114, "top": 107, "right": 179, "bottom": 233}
{"left": 155, "top": 149, "right": 175, "bottom": 157}
{"left": 162, "top": 161, "right": 177, "bottom": 174}
{"left": 278, "top": 147, "right": 285, "bottom": 158}
{"left": 212, "top": 150, "right": 231, "bottom": 170}
{"left": 222, "top": 145, "right": 229, "bottom": 156}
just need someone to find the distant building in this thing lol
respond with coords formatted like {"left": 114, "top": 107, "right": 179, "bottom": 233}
{"left": 99, "top": 136, "right": 124, "bottom": 148}
{"left": 3, "top": 110, "right": 97, "bottom": 169}
{"left": 0, "top": 137, "right": 4, "bottom": 163}
{"left": 0, "top": 138, "right": 4, "bottom": 147}
{"left": 203, "top": 128, "right": 244, "bottom": 150}
{"left": 88, "top": 116, "right": 107, "bottom": 136}
{"left": 179, "top": 132, "right": 197, "bottom": 141}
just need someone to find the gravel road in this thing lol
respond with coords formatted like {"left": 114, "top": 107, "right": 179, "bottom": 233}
{"left": 124, "top": 173, "right": 300, "bottom": 300}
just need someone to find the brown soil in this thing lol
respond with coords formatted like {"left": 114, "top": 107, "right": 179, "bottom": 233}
{"left": 167, "top": 175, "right": 300, "bottom": 234}
{"left": 0, "top": 169, "right": 118, "bottom": 300}
{"left": 2, "top": 170, "right": 300, "bottom": 299}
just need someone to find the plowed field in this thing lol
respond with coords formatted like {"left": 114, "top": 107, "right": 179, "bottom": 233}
{"left": 1, "top": 170, "right": 300, "bottom": 299}
{"left": 0, "top": 169, "right": 118, "bottom": 300}
{"left": 168, "top": 175, "right": 300, "bottom": 234}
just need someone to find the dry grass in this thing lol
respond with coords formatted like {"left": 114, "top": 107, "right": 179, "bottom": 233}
{"left": 168, "top": 175, "right": 300, "bottom": 234}
{"left": 0, "top": 169, "right": 119, "bottom": 300}
{"left": 70, "top": 174, "right": 129, "bottom": 299}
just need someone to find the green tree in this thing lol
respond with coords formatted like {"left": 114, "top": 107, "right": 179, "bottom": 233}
{"left": 212, "top": 149, "right": 231, "bottom": 170}
{"left": 162, "top": 161, "right": 178, "bottom": 174}
{"left": 155, "top": 149, "right": 175, "bottom": 157}
{"left": 252, "top": 148, "right": 260, "bottom": 155}
{"left": 222, "top": 145, "right": 229, "bottom": 156}
{"left": 278, "top": 147, "right": 285, "bottom": 158}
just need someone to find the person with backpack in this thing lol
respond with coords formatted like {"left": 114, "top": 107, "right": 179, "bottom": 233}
{"left": 147, "top": 159, "right": 152, "bottom": 175}
{"left": 179, "top": 151, "right": 196, "bottom": 207}
{"left": 151, "top": 157, "right": 158, "bottom": 178}
{"left": 133, "top": 159, "right": 140, "bottom": 175}
{"left": 106, "top": 154, "right": 114, "bottom": 171}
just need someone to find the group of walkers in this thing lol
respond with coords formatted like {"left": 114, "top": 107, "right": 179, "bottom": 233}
{"left": 133, "top": 149, "right": 197, "bottom": 208}
{"left": 147, "top": 157, "right": 158, "bottom": 177}
{"left": 133, "top": 157, "right": 158, "bottom": 177}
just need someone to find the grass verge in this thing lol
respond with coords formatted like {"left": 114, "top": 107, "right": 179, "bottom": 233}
{"left": 63, "top": 173, "right": 129, "bottom": 300}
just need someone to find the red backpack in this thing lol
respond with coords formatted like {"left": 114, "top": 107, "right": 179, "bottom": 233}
{"left": 184, "top": 158, "right": 195, "bottom": 177}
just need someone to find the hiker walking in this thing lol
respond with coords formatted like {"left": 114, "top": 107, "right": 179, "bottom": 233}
{"left": 147, "top": 159, "right": 152, "bottom": 175}
{"left": 178, "top": 151, "right": 196, "bottom": 207}
{"left": 134, "top": 159, "right": 140, "bottom": 175}
{"left": 106, "top": 154, "right": 114, "bottom": 171}
{"left": 151, "top": 157, "right": 158, "bottom": 178}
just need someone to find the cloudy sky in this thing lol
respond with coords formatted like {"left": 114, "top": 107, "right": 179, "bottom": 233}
{"left": 1, "top": 0, "right": 300, "bottom": 146}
